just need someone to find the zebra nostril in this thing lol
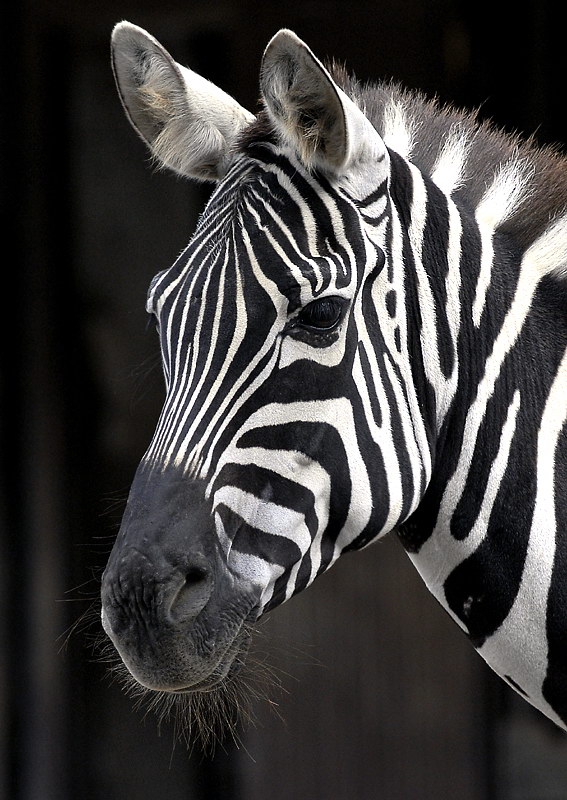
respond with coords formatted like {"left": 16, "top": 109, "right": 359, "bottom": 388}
{"left": 186, "top": 566, "right": 207, "bottom": 583}
{"left": 167, "top": 565, "right": 213, "bottom": 623}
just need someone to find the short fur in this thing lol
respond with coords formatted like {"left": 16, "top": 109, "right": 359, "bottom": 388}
{"left": 240, "top": 63, "right": 567, "bottom": 257}
{"left": 106, "top": 24, "right": 567, "bottom": 741}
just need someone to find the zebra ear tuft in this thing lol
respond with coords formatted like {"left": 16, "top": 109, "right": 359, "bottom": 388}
{"left": 260, "top": 30, "right": 386, "bottom": 174}
{"left": 111, "top": 22, "right": 255, "bottom": 181}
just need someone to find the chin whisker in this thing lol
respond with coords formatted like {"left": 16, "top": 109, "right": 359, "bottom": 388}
{"left": 89, "top": 617, "right": 291, "bottom": 755}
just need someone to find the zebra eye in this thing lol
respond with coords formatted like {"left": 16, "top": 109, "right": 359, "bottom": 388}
{"left": 297, "top": 297, "right": 345, "bottom": 330}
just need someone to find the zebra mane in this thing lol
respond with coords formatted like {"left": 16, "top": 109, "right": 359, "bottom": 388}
{"left": 240, "top": 63, "right": 567, "bottom": 259}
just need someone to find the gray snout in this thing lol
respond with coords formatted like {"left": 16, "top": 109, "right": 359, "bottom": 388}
{"left": 101, "top": 546, "right": 215, "bottom": 637}
{"left": 100, "top": 470, "right": 259, "bottom": 692}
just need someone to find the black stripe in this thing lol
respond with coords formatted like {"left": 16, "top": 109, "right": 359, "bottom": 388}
{"left": 422, "top": 178, "right": 454, "bottom": 380}
{"left": 213, "top": 464, "right": 319, "bottom": 538}
{"left": 218, "top": 504, "right": 302, "bottom": 567}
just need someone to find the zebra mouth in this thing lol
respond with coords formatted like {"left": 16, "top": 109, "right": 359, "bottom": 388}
{"left": 169, "top": 622, "right": 252, "bottom": 693}
{"left": 102, "top": 576, "right": 260, "bottom": 695}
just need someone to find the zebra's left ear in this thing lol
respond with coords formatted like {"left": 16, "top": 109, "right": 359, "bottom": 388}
{"left": 260, "top": 30, "right": 387, "bottom": 175}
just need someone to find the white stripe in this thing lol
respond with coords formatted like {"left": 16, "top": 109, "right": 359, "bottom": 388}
{"left": 385, "top": 203, "right": 433, "bottom": 483}
{"left": 471, "top": 224, "right": 494, "bottom": 327}
{"left": 472, "top": 159, "right": 534, "bottom": 324}
{"left": 438, "top": 197, "right": 462, "bottom": 424}
{"left": 382, "top": 98, "right": 415, "bottom": 159}
{"left": 407, "top": 165, "right": 444, "bottom": 418}
{"left": 214, "top": 485, "right": 312, "bottom": 554}
{"left": 431, "top": 127, "right": 471, "bottom": 195}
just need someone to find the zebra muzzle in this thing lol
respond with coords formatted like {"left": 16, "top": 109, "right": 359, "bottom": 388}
{"left": 100, "top": 471, "right": 261, "bottom": 692}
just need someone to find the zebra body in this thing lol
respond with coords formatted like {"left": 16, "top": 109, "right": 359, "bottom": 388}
{"left": 102, "top": 23, "right": 567, "bottom": 731}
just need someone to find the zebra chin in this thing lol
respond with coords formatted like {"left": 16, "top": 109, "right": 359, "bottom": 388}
{"left": 101, "top": 604, "right": 256, "bottom": 693}
{"left": 100, "top": 471, "right": 263, "bottom": 693}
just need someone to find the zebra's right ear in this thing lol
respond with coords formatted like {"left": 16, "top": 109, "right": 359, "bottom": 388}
{"left": 260, "top": 30, "right": 387, "bottom": 176}
{"left": 111, "top": 22, "right": 255, "bottom": 181}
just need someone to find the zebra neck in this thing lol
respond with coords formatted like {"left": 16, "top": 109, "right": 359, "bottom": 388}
{"left": 397, "top": 175, "right": 567, "bottom": 660}
{"left": 399, "top": 196, "right": 546, "bottom": 542}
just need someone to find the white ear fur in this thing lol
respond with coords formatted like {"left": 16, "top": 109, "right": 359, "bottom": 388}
{"left": 111, "top": 21, "right": 255, "bottom": 181}
{"left": 260, "top": 30, "right": 387, "bottom": 174}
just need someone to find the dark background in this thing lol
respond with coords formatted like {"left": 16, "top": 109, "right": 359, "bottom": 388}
{"left": 2, "top": 1, "right": 566, "bottom": 798}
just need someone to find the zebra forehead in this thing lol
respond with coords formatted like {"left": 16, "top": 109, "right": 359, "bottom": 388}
{"left": 205, "top": 154, "right": 364, "bottom": 253}
{"left": 154, "top": 163, "right": 360, "bottom": 313}
{"left": 240, "top": 62, "right": 567, "bottom": 255}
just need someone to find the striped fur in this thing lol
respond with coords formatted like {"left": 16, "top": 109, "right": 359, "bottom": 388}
{"left": 107, "top": 25, "right": 567, "bottom": 730}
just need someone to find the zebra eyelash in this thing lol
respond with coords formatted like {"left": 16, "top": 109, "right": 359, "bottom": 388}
{"left": 284, "top": 296, "right": 348, "bottom": 343}
{"left": 297, "top": 297, "right": 346, "bottom": 330}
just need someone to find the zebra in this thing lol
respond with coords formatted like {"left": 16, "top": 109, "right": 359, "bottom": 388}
{"left": 101, "top": 21, "right": 567, "bottom": 733}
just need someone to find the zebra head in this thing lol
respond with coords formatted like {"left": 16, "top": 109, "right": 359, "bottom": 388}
{"left": 101, "top": 23, "right": 432, "bottom": 694}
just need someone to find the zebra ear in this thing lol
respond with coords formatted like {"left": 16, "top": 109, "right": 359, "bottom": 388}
{"left": 111, "top": 22, "right": 255, "bottom": 181}
{"left": 260, "top": 30, "right": 386, "bottom": 174}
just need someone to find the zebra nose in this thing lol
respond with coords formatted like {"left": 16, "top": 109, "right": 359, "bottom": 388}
{"left": 101, "top": 545, "right": 216, "bottom": 635}
{"left": 167, "top": 563, "right": 213, "bottom": 623}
